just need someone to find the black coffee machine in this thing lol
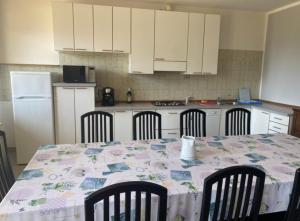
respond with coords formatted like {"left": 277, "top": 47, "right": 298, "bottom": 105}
{"left": 102, "top": 87, "right": 115, "bottom": 106}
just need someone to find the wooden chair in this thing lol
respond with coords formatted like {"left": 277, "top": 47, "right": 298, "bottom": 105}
{"left": 81, "top": 111, "right": 113, "bottom": 143}
{"left": 133, "top": 111, "right": 162, "bottom": 140}
{"left": 0, "top": 130, "right": 15, "bottom": 201}
{"left": 85, "top": 181, "right": 168, "bottom": 221}
{"left": 285, "top": 168, "right": 300, "bottom": 221}
{"left": 200, "top": 165, "right": 265, "bottom": 221}
{"left": 225, "top": 108, "right": 251, "bottom": 136}
{"left": 180, "top": 109, "right": 206, "bottom": 137}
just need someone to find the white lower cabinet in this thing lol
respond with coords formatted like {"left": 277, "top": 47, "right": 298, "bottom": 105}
{"left": 204, "top": 109, "right": 221, "bottom": 136}
{"left": 251, "top": 108, "right": 270, "bottom": 135}
{"left": 54, "top": 86, "right": 95, "bottom": 144}
{"left": 114, "top": 110, "right": 132, "bottom": 141}
{"left": 156, "top": 109, "right": 182, "bottom": 130}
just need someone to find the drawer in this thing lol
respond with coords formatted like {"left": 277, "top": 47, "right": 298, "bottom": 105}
{"left": 270, "top": 113, "right": 289, "bottom": 126}
{"left": 161, "top": 129, "right": 180, "bottom": 139}
{"left": 269, "top": 121, "right": 288, "bottom": 134}
{"left": 203, "top": 109, "right": 221, "bottom": 116}
{"left": 156, "top": 109, "right": 182, "bottom": 129}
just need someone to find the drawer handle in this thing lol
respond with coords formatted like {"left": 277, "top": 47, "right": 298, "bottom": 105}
{"left": 63, "top": 87, "right": 75, "bottom": 89}
{"left": 155, "top": 58, "right": 165, "bottom": 61}
{"left": 193, "top": 72, "right": 202, "bottom": 74}
{"left": 75, "top": 48, "right": 87, "bottom": 51}
{"left": 115, "top": 111, "right": 126, "bottom": 113}
{"left": 113, "top": 50, "right": 124, "bottom": 53}
{"left": 262, "top": 112, "right": 269, "bottom": 115}
{"left": 76, "top": 88, "right": 88, "bottom": 90}
{"left": 101, "top": 49, "right": 113, "bottom": 52}
{"left": 274, "top": 117, "right": 283, "bottom": 121}
{"left": 272, "top": 126, "right": 281, "bottom": 130}
{"left": 168, "top": 113, "right": 178, "bottom": 115}
{"left": 131, "top": 71, "right": 143, "bottom": 74}
{"left": 167, "top": 133, "right": 177, "bottom": 135}
{"left": 62, "top": 48, "right": 74, "bottom": 50}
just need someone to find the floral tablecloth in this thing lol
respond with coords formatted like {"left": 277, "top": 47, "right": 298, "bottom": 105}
{"left": 1, "top": 134, "right": 300, "bottom": 221}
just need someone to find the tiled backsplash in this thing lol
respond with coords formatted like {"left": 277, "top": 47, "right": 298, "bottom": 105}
{"left": 0, "top": 49, "right": 262, "bottom": 101}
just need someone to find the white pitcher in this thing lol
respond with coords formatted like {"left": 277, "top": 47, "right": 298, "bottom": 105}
{"left": 181, "top": 136, "right": 196, "bottom": 160}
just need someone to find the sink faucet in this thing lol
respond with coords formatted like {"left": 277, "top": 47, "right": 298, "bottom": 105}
{"left": 185, "top": 96, "right": 193, "bottom": 105}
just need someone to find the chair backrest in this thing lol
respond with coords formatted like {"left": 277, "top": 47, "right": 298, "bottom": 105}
{"left": 0, "top": 130, "right": 15, "bottom": 201}
{"left": 85, "top": 181, "right": 168, "bottom": 221}
{"left": 225, "top": 108, "right": 251, "bottom": 136}
{"left": 200, "top": 165, "right": 265, "bottom": 221}
{"left": 81, "top": 111, "right": 113, "bottom": 143}
{"left": 180, "top": 109, "right": 206, "bottom": 137}
{"left": 285, "top": 168, "right": 300, "bottom": 221}
{"left": 133, "top": 111, "right": 162, "bottom": 140}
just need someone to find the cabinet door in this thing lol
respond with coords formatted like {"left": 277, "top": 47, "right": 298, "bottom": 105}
{"left": 52, "top": 2, "right": 74, "bottom": 51}
{"left": 94, "top": 5, "right": 113, "bottom": 52}
{"left": 75, "top": 87, "right": 95, "bottom": 143}
{"left": 113, "top": 7, "right": 131, "bottom": 53}
{"left": 204, "top": 109, "right": 221, "bottom": 136}
{"left": 114, "top": 110, "right": 133, "bottom": 141}
{"left": 154, "top": 10, "right": 188, "bottom": 61}
{"left": 54, "top": 87, "right": 75, "bottom": 144}
{"left": 202, "top": 14, "right": 221, "bottom": 75}
{"left": 156, "top": 109, "right": 182, "bottom": 130}
{"left": 250, "top": 108, "right": 270, "bottom": 135}
{"left": 130, "top": 8, "right": 155, "bottom": 74}
{"left": 73, "top": 3, "right": 93, "bottom": 51}
{"left": 186, "top": 13, "right": 205, "bottom": 75}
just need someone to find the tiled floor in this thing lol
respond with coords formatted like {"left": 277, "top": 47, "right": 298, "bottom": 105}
{"left": 8, "top": 148, "right": 26, "bottom": 177}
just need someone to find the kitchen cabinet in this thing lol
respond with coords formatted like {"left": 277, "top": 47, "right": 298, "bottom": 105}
{"left": 114, "top": 110, "right": 132, "bottom": 141}
{"left": 202, "top": 14, "right": 221, "bottom": 75}
{"left": 156, "top": 109, "right": 182, "bottom": 130}
{"left": 52, "top": 2, "right": 74, "bottom": 51}
{"left": 73, "top": 3, "right": 94, "bottom": 52}
{"left": 251, "top": 108, "right": 270, "bottom": 134}
{"left": 130, "top": 8, "right": 155, "bottom": 74}
{"left": 186, "top": 13, "right": 205, "bottom": 75}
{"left": 94, "top": 5, "right": 113, "bottom": 52}
{"left": 113, "top": 7, "right": 131, "bottom": 53}
{"left": 204, "top": 109, "right": 221, "bottom": 136}
{"left": 54, "top": 86, "right": 95, "bottom": 144}
{"left": 154, "top": 10, "right": 188, "bottom": 71}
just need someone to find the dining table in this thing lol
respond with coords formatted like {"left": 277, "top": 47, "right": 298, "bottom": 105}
{"left": 0, "top": 133, "right": 300, "bottom": 221}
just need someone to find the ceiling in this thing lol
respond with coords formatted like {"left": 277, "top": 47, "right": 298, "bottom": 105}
{"left": 130, "top": 0, "right": 300, "bottom": 11}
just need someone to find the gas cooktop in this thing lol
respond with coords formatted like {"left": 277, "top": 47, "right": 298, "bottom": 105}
{"left": 152, "top": 100, "right": 186, "bottom": 106}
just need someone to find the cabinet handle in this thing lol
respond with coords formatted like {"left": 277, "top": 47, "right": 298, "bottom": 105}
{"left": 167, "top": 133, "right": 177, "bottom": 135}
{"left": 131, "top": 71, "right": 143, "bottom": 74}
{"left": 62, "top": 48, "right": 74, "bottom": 51}
{"left": 63, "top": 87, "right": 75, "bottom": 89}
{"left": 76, "top": 88, "right": 88, "bottom": 90}
{"left": 193, "top": 72, "right": 202, "bottom": 75}
{"left": 155, "top": 58, "right": 165, "bottom": 61}
{"left": 274, "top": 117, "right": 282, "bottom": 121}
{"left": 115, "top": 110, "right": 126, "bottom": 113}
{"left": 272, "top": 126, "right": 281, "bottom": 130}
{"left": 168, "top": 112, "right": 178, "bottom": 115}
{"left": 75, "top": 49, "right": 87, "bottom": 51}
{"left": 262, "top": 111, "right": 269, "bottom": 115}
{"left": 113, "top": 50, "right": 124, "bottom": 53}
{"left": 101, "top": 49, "right": 113, "bottom": 52}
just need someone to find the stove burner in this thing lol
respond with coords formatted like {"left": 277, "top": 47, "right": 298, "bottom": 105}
{"left": 152, "top": 100, "right": 185, "bottom": 106}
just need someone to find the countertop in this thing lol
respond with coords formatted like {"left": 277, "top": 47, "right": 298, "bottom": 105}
{"left": 95, "top": 101, "right": 294, "bottom": 116}
{"left": 53, "top": 82, "right": 96, "bottom": 87}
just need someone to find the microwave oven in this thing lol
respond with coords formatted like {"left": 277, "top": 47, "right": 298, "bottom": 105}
{"left": 63, "top": 65, "right": 95, "bottom": 83}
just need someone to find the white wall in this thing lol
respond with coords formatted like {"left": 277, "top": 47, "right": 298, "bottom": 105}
{"left": 260, "top": 4, "right": 300, "bottom": 106}
{"left": 0, "top": 0, "right": 59, "bottom": 65}
{"left": 0, "top": 0, "right": 266, "bottom": 65}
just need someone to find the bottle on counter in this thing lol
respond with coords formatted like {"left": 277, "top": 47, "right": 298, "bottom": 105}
{"left": 127, "top": 88, "right": 132, "bottom": 103}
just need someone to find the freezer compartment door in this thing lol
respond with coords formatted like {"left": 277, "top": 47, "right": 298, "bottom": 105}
{"left": 13, "top": 99, "right": 55, "bottom": 164}
{"left": 11, "top": 72, "right": 52, "bottom": 98}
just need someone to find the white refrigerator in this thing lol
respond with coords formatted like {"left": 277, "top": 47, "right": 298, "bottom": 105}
{"left": 11, "top": 71, "right": 55, "bottom": 164}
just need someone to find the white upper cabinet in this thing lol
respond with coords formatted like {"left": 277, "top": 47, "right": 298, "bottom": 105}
{"left": 73, "top": 3, "right": 94, "bottom": 52}
{"left": 130, "top": 8, "right": 155, "bottom": 74}
{"left": 154, "top": 10, "right": 189, "bottom": 62}
{"left": 186, "top": 13, "right": 205, "bottom": 75}
{"left": 52, "top": 2, "right": 74, "bottom": 51}
{"left": 113, "top": 7, "right": 131, "bottom": 53}
{"left": 94, "top": 5, "right": 113, "bottom": 52}
{"left": 202, "top": 14, "right": 221, "bottom": 75}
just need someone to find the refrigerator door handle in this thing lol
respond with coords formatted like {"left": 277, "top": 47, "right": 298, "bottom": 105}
{"left": 14, "top": 96, "right": 51, "bottom": 99}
